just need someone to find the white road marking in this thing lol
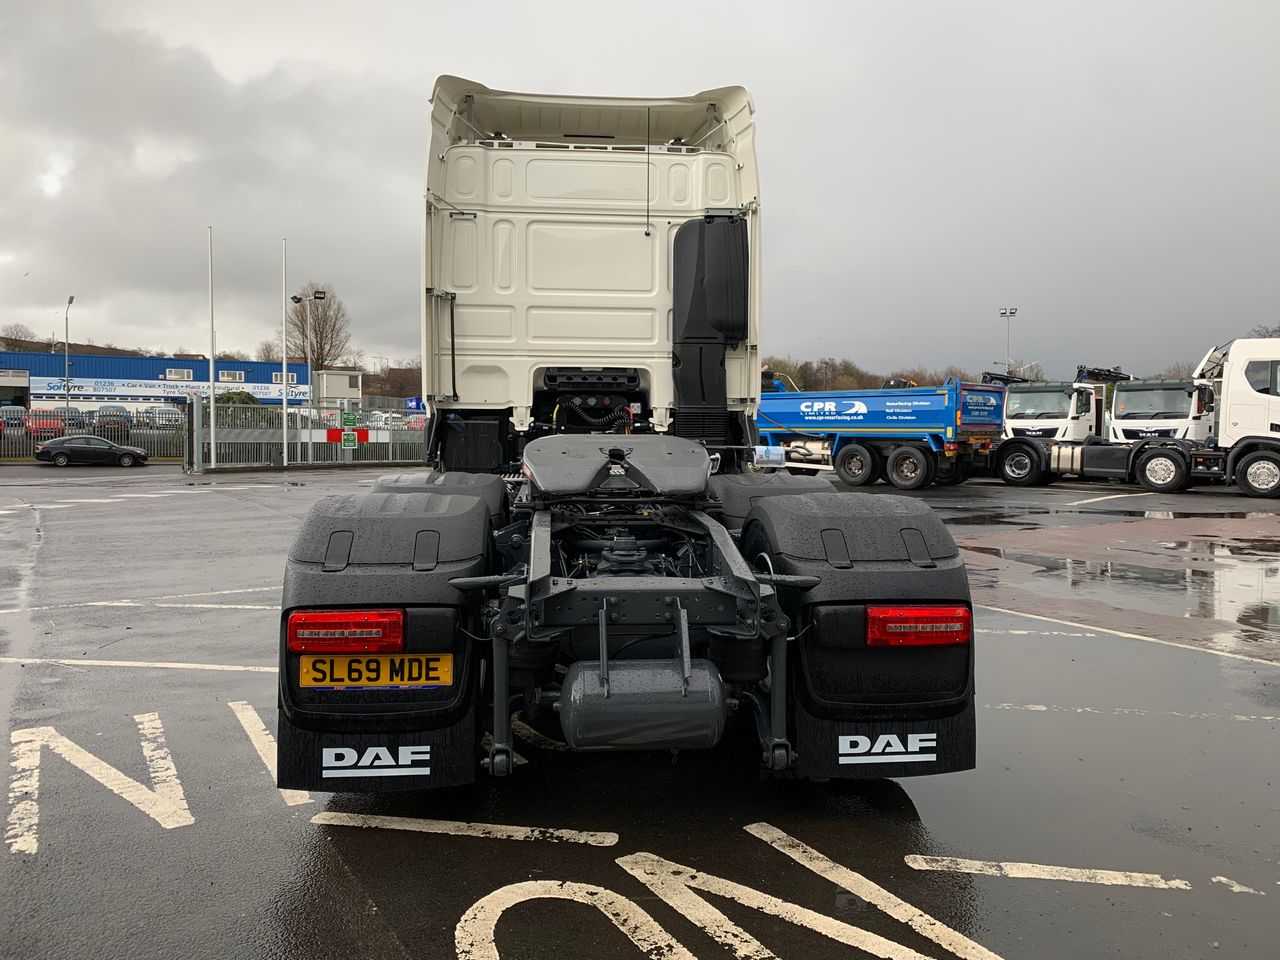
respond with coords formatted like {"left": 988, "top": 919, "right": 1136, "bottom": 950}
{"left": 7, "top": 712, "right": 194, "bottom": 856}
{"left": 0, "top": 656, "right": 276, "bottom": 673}
{"left": 975, "top": 628, "right": 1097, "bottom": 637}
{"left": 744, "top": 823, "right": 1004, "bottom": 960}
{"left": 52, "top": 498, "right": 124, "bottom": 504}
{"left": 148, "top": 602, "right": 278, "bottom": 610}
{"left": 227, "top": 701, "right": 311, "bottom": 806}
{"left": 0, "top": 599, "right": 278, "bottom": 616}
{"left": 0, "top": 585, "right": 279, "bottom": 616}
{"left": 1211, "top": 876, "right": 1266, "bottom": 895}
{"left": 905, "top": 855, "right": 1191, "bottom": 890}
{"left": 110, "top": 493, "right": 175, "bottom": 499}
{"left": 312, "top": 811, "right": 618, "bottom": 846}
{"left": 619, "top": 851, "right": 942, "bottom": 960}
{"left": 977, "top": 604, "right": 1279, "bottom": 667}
{"left": 1066, "top": 491, "right": 1158, "bottom": 506}
{"left": 984, "top": 701, "right": 1280, "bottom": 723}
{"left": 456, "top": 880, "right": 695, "bottom": 960}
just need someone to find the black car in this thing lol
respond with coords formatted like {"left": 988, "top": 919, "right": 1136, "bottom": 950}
{"left": 35, "top": 435, "right": 149, "bottom": 467}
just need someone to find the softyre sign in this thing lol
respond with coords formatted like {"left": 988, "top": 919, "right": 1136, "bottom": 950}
{"left": 31, "top": 377, "right": 310, "bottom": 403}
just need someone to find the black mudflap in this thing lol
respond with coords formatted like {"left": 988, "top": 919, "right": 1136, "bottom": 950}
{"left": 277, "top": 703, "right": 479, "bottom": 792}
{"left": 792, "top": 698, "right": 975, "bottom": 779}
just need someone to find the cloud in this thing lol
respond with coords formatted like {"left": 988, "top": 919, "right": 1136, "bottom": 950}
{"left": 1, "top": 1, "right": 1278, "bottom": 376}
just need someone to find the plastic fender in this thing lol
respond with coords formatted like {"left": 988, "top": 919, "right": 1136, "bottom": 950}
{"left": 1125, "top": 438, "right": 1193, "bottom": 474}
{"left": 1226, "top": 437, "right": 1280, "bottom": 480}
{"left": 995, "top": 437, "right": 1052, "bottom": 470}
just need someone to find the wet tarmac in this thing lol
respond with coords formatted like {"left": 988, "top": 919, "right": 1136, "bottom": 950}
{"left": 1, "top": 469, "right": 1277, "bottom": 959}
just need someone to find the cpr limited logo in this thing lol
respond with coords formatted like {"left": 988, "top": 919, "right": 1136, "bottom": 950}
{"left": 321, "top": 745, "right": 432, "bottom": 778}
{"left": 837, "top": 733, "right": 936, "bottom": 764}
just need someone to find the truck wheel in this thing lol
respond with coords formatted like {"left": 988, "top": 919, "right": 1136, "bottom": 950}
{"left": 997, "top": 445, "right": 1042, "bottom": 486}
{"left": 1236, "top": 451, "right": 1280, "bottom": 498}
{"left": 833, "top": 444, "right": 878, "bottom": 485}
{"left": 886, "top": 447, "right": 933, "bottom": 490}
{"left": 1136, "top": 449, "right": 1189, "bottom": 493}
{"left": 933, "top": 460, "right": 970, "bottom": 486}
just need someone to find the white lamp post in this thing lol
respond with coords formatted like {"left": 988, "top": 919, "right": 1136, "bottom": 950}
{"left": 998, "top": 306, "right": 1019, "bottom": 371}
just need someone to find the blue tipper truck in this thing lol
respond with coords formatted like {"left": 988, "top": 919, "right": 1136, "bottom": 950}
{"left": 756, "top": 377, "right": 1007, "bottom": 488}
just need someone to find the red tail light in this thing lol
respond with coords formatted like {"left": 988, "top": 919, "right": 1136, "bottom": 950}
{"left": 866, "top": 605, "right": 972, "bottom": 646}
{"left": 35, "top": 445, "right": 45, "bottom": 453}
{"left": 286, "top": 609, "right": 404, "bottom": 653}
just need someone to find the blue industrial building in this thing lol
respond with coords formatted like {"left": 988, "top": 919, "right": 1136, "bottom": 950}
{"left": 0, "top": 350, "right": 311, "bottom": 406}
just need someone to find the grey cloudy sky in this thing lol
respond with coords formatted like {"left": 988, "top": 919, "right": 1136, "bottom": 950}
{"left": 1, "top": 1, "right": 1276, "bottom": 377}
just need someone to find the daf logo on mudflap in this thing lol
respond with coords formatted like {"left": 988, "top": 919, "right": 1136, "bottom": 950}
{"left": 838, "top": 733, "right": 936, "bottom": 764}
{"left": 321, "top": 745, "right": 432, "bottom": 778}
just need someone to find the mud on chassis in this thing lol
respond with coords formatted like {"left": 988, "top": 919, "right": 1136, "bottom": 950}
{"left": 276, "top": 436, "right": 977, "bottom": 792}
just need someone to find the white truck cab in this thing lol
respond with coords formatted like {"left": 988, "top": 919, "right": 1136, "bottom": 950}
{"left": 1001, "top": 380, "right": 1105, "bottom": 444}
{"left": 1195, "top": 338, "right": 1280, "bottom": 450}
{"left": 1108, "top": 378, "right": 1212, "bottom": 445}
{"left": 997, "top": 366, "right": 1132, "bottom": 445}
{"left": 419, "top": 76, "right": 761, "bottom": 472}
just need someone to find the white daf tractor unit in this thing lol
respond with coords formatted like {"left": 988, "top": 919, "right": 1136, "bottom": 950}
{"left": 275, "top": 77, "right": 979, "bottom": 793}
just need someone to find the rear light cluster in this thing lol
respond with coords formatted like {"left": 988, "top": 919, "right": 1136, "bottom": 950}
{"left": 866, "top": 605, "right": 972, "bottom": 646}
{"left": 286, "top": 609, "right": 404, "bottom": 653}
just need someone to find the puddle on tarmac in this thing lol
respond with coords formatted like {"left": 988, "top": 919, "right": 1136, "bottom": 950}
{"left": 964, "top": 541, "right": 1280, "bottom": 641}
{"left": 941, "top": 505, "right": 1270, "bottom": 527}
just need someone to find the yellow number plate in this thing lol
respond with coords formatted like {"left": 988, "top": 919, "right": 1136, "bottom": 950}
{"left": 299, "top": 654, "right": 454, "bottom": 689}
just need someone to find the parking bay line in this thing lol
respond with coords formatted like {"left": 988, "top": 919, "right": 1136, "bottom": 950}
{"left": 313, "top": 811, "right": 619, "bottom": 846}
{"left": 0, "top": 656, "right": 276, "bottom": 673}
{"left": 905, "top": 855, "right": 1192, "bottom": 890}
{"left": 976, "top": 604, "right": 1279, "bottom": 667}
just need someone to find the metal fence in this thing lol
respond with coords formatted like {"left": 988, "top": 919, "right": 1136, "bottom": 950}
{"left": 188, "top": 401, "right": 426, "bottom": 470}
{"left": 0, "top": 408, "right": 187, "bottom": 461}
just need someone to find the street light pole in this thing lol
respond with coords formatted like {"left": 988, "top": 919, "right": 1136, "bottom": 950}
{"left": 63, "top": 296, "right": 74, "bottom": 416}
{"left": 998, "top": 306, "right": 1019, "bottom": 371}
{"left": 291, "top": 288, "right": 327, "bottom": 463}
{"left": 281, "top": 238, "right": 289, "bottom": 468}
{"left": 208, "top": 226, "right": 217, "bottom": 468}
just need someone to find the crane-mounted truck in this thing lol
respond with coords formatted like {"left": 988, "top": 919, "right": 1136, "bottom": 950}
{"left": 991, "top": 339, "right": 1280, "bottom": 497}
{"left": 276, "top": 77, "right": 979, "bottom": 792}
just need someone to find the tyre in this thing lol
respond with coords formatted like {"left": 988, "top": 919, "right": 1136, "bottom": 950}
{"left": 1236, "top": 450, "right": 1280, "bottom": 499}
{"left": 833, "top": 443, "right": 878, "bottom": 485}
{"left": 886, "top": 447, "right": 933, "bottom": 490}
{"left": 118, "top": 453, "right": 136, "bottom": 467}
{"left": 933, "top": 460, "right": 970, "bottom": 487}
{"left": 997, "top": 444, "right": 1042, "bottom": 486}
{"left": 52, "top": 452, "right": 70, "bottom": 467}
{"left": 1135, "top": 449, "right": 1188, "bottom": 493}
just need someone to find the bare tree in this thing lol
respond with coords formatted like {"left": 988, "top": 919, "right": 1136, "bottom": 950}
{"left": 1007, "top": 358, "right": 1046, "bottom": 381}
{"left": 1248, "top": 322, "right": 1280, "bottom": 338}
{"left": 256, "top": 339, "right": 283, "bottom": 362}
{"left": 287, "top": 284, "right": 352, "bottom": 371}
{"left": 1, "top": 322, "right": 37, "bottom": 340}
{"left": 1157, "top": 359, "right": 1198, "bottom": 378}
{"left": 216, "top": 349, "right": 250, "bottom": 361}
